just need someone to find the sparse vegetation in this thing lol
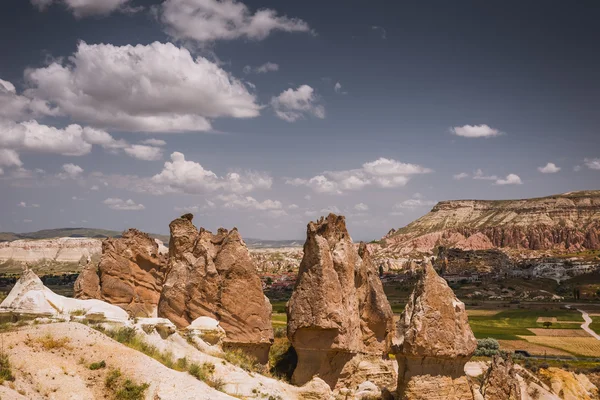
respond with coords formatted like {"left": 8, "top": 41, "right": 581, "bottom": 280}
{"left": 105, "top": 368, "right": 149, "bottom": 400}
{"left": 37, "top": 334, "right": 71, "bottom": 350}
{"left": 103, "top": 327, "right": 180, "bottom": 370}
{"left": 69, "top": 309, "right": 86, "bottom": 317}
{"left": 268, "top": 337, "right": 297, "bottom": 381}
{"left": 223, "top": 348, "right": 266, "bottom": 374}
{"left": 0, "top": 350, "right": 15, "bottom": 384}
{"left": 187, "top": 362, "right": 224, "bottom": 390}
{"left": 89, "top": 360, "right": 106, "bottom": 370}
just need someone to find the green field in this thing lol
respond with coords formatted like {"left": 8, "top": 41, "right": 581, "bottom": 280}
{"left": 590, "top": 316, "right": 600, "bottom": 336}
{"left": 468, "top": 309, "right": 583, "bottom": 340}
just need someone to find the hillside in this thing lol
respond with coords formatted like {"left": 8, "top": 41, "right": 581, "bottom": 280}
{"left": 0, "top": 227, "right": 171, "bottom": 243}
{"left": 383, "top": 190, "right": 600, "bottom": 255}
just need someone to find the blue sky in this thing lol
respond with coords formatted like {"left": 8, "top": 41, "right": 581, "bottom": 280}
{"left": 0, "top": 0, "right": 599, "bottom": 240}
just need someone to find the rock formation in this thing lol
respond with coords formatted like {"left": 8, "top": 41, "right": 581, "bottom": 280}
{"left": 392, "top": 260, "right": 477, "bottom": 400}
{"left": 0, "top": 267, "right": 129, "bottom": 321}
{"left": 0, "top": 237, "right": 102, "bottom": 263}
{"left": 157, "top": 214, "right": 273, "bottom": 363}
{"left": 479, "top": 354, "right": 521, "bottom": 400}
{"left": 287, "top": 214, "right": 395, "bottom": 389}
{"left": 383, "top": 191, "right": 600, "bottom": 254}
{"left": 74, "top": 229, "right": 167, "bottom": 317}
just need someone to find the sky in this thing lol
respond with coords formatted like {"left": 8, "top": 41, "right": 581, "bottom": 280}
{"left": 0, "top": 0, "right": 599, "bottom": 241}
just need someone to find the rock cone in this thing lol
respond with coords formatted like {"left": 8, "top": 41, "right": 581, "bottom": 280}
{"left": 157, "top": 214, "right": 273, "bottom": 363}
{"left": 479, "top": 353, "right": 521, "bottom": 400}
{"left": 74, "top": 229, "right": 167, "bottom": 317}
{"left": 392, "top": 260, "right": 477, "bottom": 400}
{"left": 287, "top": 214, "right": 395, "bottom": 389}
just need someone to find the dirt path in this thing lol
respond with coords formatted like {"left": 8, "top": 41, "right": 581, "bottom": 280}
{"left": 577, "top": 309, "right": 600, "bottom": 340}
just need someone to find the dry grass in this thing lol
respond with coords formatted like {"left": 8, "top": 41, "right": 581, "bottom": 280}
{"left": 467, "top": 310, "right": 501, "bottom": 317}
{"left": 498, "top": 339, "right": 572, "bottom": 356}
{"left": 520, "top": 336, "right": 600, "bottom": 357}
{"left": 527, "top": 328, "right": 591, "bottom": 337}
{"left": 36, "top": 334, "right": 72, "bottom": 350}
{"left": 536, "top": 317, "right": 580, "bottom": 324}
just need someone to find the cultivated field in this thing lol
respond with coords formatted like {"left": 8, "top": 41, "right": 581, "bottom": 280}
{"left": 520, "top": 336, "right": 600, "bottom": 357}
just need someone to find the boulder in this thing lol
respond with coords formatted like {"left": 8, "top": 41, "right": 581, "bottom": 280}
{"left": 74, "top": 229, "right": 167, "bottom": 317}
{"left": 392, "top": 261, "right": 477, "bottom": 400}
{"left": 287, "top": 214, "right": 395, "bottom": 389}
{"left": 479, "top": 353, "right": 521, "bottom": 400}
{"left": 157, "top": 214, "right": 273, "bottom": 363}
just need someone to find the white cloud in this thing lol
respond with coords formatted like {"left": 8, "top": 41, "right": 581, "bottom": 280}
{"left": 286, "top": 157, "right": 432, "bottom": 194}
{"left": 24, "top": 41, "right": 260, "bottom": 133}
{"left": 354, "top": 203, "right": 369, "bottom": 211}
{"left": 453, "top": 172, "right": 469, "bottom": 180}
{"left": 320, "top": 205, "right": 341, "bottom": 214}
{"left": 159, "top": 0, "right": 311, "bottom": 43}
{"left": 23, "top": 219, "right": 33, "bottom": 223}
{"left": 451, "top": 124, "right": 501, "bottom": 138}
{"left": 538, "top": 162, "right": 561, "bottom": 174}
{"left": 495, "top": 174, "right": 523, "bottom": 185}
{"left": 271, "top": 85, "right": 325, "bottom": 122}
{"left": 103, "top": 198, "right": 145, "bottom": 211}
{"left": 333, "top": 82, "right": 347, "bottom": 95}
{"left": 0, "top": 78, "right": 32, "bottom": 120}
{"left": 574, "top": 165, "right": 582, "bottom": 172}
{"left": 287, "top": 204, "right": 299, "bottom": 210}
{"left": 31, "top": 0, "right": 134, "bottom": 17}
{"left": 218, "top": 194, "right": 283, "bottom": 211}
{"left": 584, "top": 158, "right": 600, "bottom": 170}
{"left": 473, "top": 169, "right": 498, "bottom": 181}
{"left": 90, "top": 185, "right": 99, "bottom": 191}
{"left": 174, "top": 205, "right": 200, "bottom": 213}
{"left": 0, "top": 168, "right": 3, "bottom": 175}
{"left": 0, "top": 149, "right": 22, "bottom": 167}
{"left": 123, "top": 145, "right": 164, "bottom": 161}
{"left": 394, "top": 199, "right": 436, "bottom": 209}
{"left": 60, "top": 163, "right": 84, "bottom": 179}
{"left": 0, "top": 119, "right": 93, "bottom": 156}
{"left": 18, "top": 202, "right": 40, "bottom": 208}
{"left": 389, "top": 211, "right": 404, "bottom": 216}
{"left": 151, "top": 152, "right": 272, "bottom": 194}
{"left": 139, "top": 138, "right": 167, "bottom": 146}
{"left": 244, "top": 62, "right": 279, "bottom": 74}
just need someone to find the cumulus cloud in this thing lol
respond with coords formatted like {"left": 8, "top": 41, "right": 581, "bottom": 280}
{"left": 394, "top": 198, "right": 436, "bottom": 209}
{"left": 538, "top": 162, "right": 561, "bottom": 174}
{"left": 217, "top": 194, "right": 283, "bottom": 211}
{"left": 0, "top": 78, "right": 32, "bottom": 120}
{"left": 271, "top": 85, "right": 325, "bottom": 122}
{"left": 60, "top": 163, "right": 84, "bottom": 179}
{"left": 244, "top": 62, "right": 279, "bottom": 74}
{"left": 354, "top": 202, "right": 369, "bottom": 211}
{"left": 584, "top": 158, "right": 600, "bottom": 170}
{"left": 453, "top": 172, "right": 469, "bottom": 180}
{"left": 320, "top": 205, "right": 341, "bottom": 214}
{"left": 159, "top": 0, "right": 311, "bottom": 43}
{"left": 495, "top": 174, "right": 523, "bottom": 185}
{"left": 124, "top": 145, "right": 164, "bottom": 161}
{"left": 31, "top": 0, "right": 135, "bottom": 17}
{"left": 0, "top": 149, "right": 22, "bottom": 167}
{"left": 286, "top": 157, "right": 431, "bottom": 194}
{"left": 24, "top": 41, "right": 260, "bottom": 133}
{"left": 473, "top": 169, "right": 498, "bottom": 181}
{"left": 151, "top": 152, "right": 272, "bottom": 194}
{"left": 139, "top": 139, "right": 166, "bottom": 146}
{"left": 451, "top": 124, "right": 501, "bottom": 138}
{"left": 18, "top": 202, "right": 40, "bottom": 208}
{"left": 103, "top": 198, "right": 145, "bottom": 211}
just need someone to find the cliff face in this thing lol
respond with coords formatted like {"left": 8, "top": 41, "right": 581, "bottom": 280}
{"left": 0, "top": 238, "right": 102, "bottom": 263}
{"left": 384, "top": 191, "right": 600, "bottom": 254}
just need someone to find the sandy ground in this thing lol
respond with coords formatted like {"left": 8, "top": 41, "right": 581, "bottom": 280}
{"left": 0, "top": 322, "right": 234, "bottom": 400}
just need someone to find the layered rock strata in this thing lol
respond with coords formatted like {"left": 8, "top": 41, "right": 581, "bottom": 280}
{"left": 287, "top": 214, "right": 395, "bottom": 389}
{"left": 392, "top": 261, "right": 477, "bottom": 400}
{"left": 157, "top": 214, "right": 273, "bottom": 363}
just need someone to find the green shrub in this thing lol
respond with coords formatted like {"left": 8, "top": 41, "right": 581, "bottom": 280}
{"left": 89, "top": 360, "right": 106, "bottom": 370}
{"left": 0, "top": 352, "right": 15, "bottom": 384}
{"left": 474, "top": 338, "right": 500, "bottom": 357}
{"left": 223, "top": 348, "right": 264, "bottom": 373}
{"left": 104, "top": 368, "right": 149, "bottom": 400}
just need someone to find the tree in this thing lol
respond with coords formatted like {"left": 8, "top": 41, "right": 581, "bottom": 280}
{"left": 543, "top": 321, "right": 552, "bottom": 329}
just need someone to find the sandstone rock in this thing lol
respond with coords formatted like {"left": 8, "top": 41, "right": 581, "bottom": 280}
{"left": 0, "top": 237, "right": 102, "bottom": 263}
{"left": 287, "top": 214, "right": 395, "bottom": 389}
{"left": 479, "top": 354, "right": 521, "bottom": 400}
{"left": 74, "top": 229, "right": 167, "bottom": 317}
{"left": 392, "top": 260, "right": 477, "bottom": 400}
{"left": 158, "top": 214, "right": 273, "bottom": 363}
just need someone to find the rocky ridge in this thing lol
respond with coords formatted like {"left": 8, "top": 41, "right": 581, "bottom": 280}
{"left": 383, "top": 191, "right": 600, "bottom": 255}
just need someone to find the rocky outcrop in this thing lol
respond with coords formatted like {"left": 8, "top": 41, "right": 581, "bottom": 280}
{"left": 392, "top": 261, "right": 477, "bottom": 400}
{"left": 74, "top": 229, "right": 167, "bottom": 317}
{"left": 384, "top": 191, "right": 600, "bottom": 254}
{"left": 0, "top": 267, "right": 129, "bottom": 321}
{"left": 287, "top": 214, "right": 395, "bottom": 389}
{"left": 157, "top": 214, "right": 273, "bottom": 363}
{"left": 0, "top": 237, "right": 102, "bottom": 263}
{"left": 479, "top": 354, "right": 521, "bottom": 400}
